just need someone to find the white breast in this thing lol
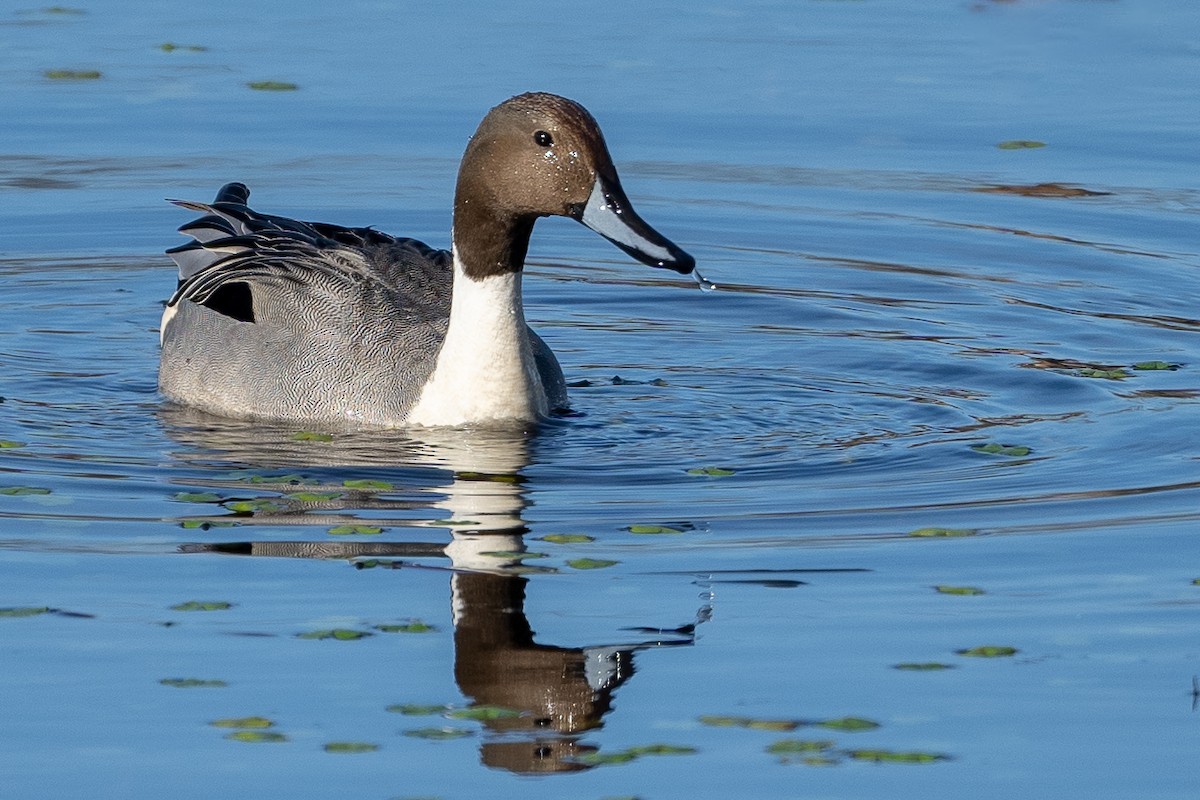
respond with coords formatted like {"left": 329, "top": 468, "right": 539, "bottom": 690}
{"left": 405, "top": 254, "right": 548, "bottom": 426}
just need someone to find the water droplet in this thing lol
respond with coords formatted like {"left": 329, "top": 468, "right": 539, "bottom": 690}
{"left": 693, "top": 269, "right": 717, "bottom": 292}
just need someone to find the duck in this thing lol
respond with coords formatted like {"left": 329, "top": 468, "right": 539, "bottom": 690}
{"left": 158, "top": 92, "right": 696, "bottom": 428}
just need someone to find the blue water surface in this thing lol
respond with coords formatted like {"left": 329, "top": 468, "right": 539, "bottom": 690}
{"left": 2, "top": 1, "right": 1200, "bottom": 798}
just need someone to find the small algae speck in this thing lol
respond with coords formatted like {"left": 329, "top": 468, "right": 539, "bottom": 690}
{"left": 210, "top": 716, "right": 273, "bottom": 729}
{"left": 627, "top": 524, "right": 684, "bottom": 535}
{"left": 818, "top": 717, "right": 880, "bottom": 732}
{"left": 909, "top": 527, "right": 975, "bottom": 538}
{"left": 160, "top": 678, "right": 227, "bottom": 688}
{"left": 170, "top": 601, "right": 233, "bottom": 612}
{"left": 539, "top": 533, "right": 595, "bottom": 544}
{"left": 0, "top": 486, "right": 52, "bottom": 496}
{"left": 297, "top": 629, "right": 373, "bottom": 641}
{"left": 847, "top": 749, "right": 948, "bottom": 764}
{"left": 574, "top": 743, "right": 697, "bottom": 766}
{"left": 343, "top": 478, "right": 394, "bottom": 490}
{"left": 957, "top": 645, "right": 1018, "bottom": 658}
{"left": 970, "top": 443, "right": 1031, "bottom": 457}
{"left": 0, "top": 606, "right": 53, "bottom": 618}
{"left": 291, "top": 431, "right": 333, "bottom": 442}
{"left": 44, "top": 69, "right": 101, "bottom": 80}
{"left": 686, "top": 466, "right": 737, "bottom": 477}
{"left": 893, "top": 662, "right": 955, "bottom": 671}
{"left": 247, "top": 80, "right": 299, "bottom": 92}
{"left": 324, "top": 741, "right": 379, "bottom": 753}
{"left": 402, "top": 727, "right": 472, "bottom": 740}
{"left": 933, "top": 585, "right": 985, "bottom": 596}
{"left": 385, "top": 704, "right": 449, "bottom": 716}
{"left": 446, "top": 706, "right": 523, "bottom": 721}
{"left": 327, "top": 524, "right": 384, "bottom": 536}
{"left": 375, "top": 621, "right": 436, "bottom": 634}
{"left": 225, "top": 730, "right": 287, "bottom": 743}
{"left": 567, "top": 558, "right": 619, "bottom": 570}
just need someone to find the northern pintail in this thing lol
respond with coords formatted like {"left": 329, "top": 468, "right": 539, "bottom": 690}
{"left": 158, "top": 92, "right": 695, "bottom": 427}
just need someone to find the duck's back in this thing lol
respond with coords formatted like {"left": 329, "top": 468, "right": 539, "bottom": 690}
{"left": 159, "top": 184, "right": 457, "bottom": 425}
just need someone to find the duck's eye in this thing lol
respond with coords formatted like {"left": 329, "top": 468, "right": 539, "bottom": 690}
{"left": 534, "top": 130, "right": 554, "bottom": 147}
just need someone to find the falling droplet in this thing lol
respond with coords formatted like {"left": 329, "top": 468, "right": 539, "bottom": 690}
{"left": 693, "top": 269, "right": 717, "bottom": 292}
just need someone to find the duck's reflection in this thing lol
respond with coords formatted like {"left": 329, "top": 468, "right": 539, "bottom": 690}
{"left": 161, "top": 407, "right": 698, "bottom": 774}
{"left": 453, "top": 569, "right": 639, "bottom": 772}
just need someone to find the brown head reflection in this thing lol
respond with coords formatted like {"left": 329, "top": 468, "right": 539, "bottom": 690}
{"left": 452, "top": 570, "right": 638, "bottom": 773}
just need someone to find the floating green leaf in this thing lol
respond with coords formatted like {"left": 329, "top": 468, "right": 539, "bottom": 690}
{"left": 539, "top": 533, "right": 595, "bottom": 544}
{"left": 446, "top": 706, "right": 523, "bottom": 721}
{"left": 211, "top": 716, "right": 273, "bottom": 729}
{"left": 974, "top": 182, "right": 1109, "bottom": 198}
{"left": 455, "top": 471, "right": 522, "bottom": 484}
{"left": 1132, "top": 360, "right": 1178, "bottom": 371}
{"left": 971, "top": 443, "right": 1031, "bottom": 457}
{"left": 818, "top": 717, "right": 880, "bottom": 732}
{"left": 847, "top": 749, "right": 948, "bottom": 764}
{"left": 934, "top": 585, "right": 985, "bottom": 596}
{"left": 44, "top": 6, "right": 87, "bottom": 14}
{"left": 324, "top": 741, "right": 379, "bottom": 753}
{"left": 687, "top": 466, "right": 737, "bottom": 477}
{"left": 0, "top": 486, "right": 52, "bottom": 496}
{"left": 698, "top": 715, "right": 744, "bottom": 728}
{"left": 1077, "top": 368, "right": 1129, "bottom": 380}
{"left": 0, "top": 606, "right": 53, "bottom": 618}
{"left": 173, "top": 491, "right": 221, "bottom": 503}
{"left": 1193, "top": 578, "right": 1200, "bottom": 586}
{"left": 160, "top": 678, "right": 227, "bottom": 688}
{"left": 291, "top": 431, "right": 333, "bottom": 442}
{"left": 247, "top": 80, "right": 298, "bottom": 91}
{"left": 237, "top": 473, "right": 310, "bottom": 485}
{"left": 343, "top": 479, "right": 394, "bottom": 490}
{"left": 224, "top": 498, "right": 286, "bottom": 514}
{"left": 699, "top": 715, "right": 799, "bottom": 731}
{"left": 225, "top": 730, "right": 288, "bottom": 743}
{"left": 224, "top": 501, "right": 284, "bottom": 513}
{"left": 893, "top": 662, "right": 956, "bottom": 671}
{"left": 0, "top": 440, "right": 26, "bottom": 449}
{"left": 957, "top": 645, "right": 1018, "bottom": 658}
{"left": 631, "top": 744, "right": 696, "bottom": 756}
{"left": 747, "top": 719, "right": 802, "bottom": 732}
{"left": 909, "top": 527, "right": 975, "bottom": 538}
{"left": 800, "top": 755, "right": 839, "bottom": 767}
{"left": 479, "top": 550, "right": 547, "bottom": 561}
{"left": 385, "top": 704, "right": 448, "bottom": 716}
{"left": 297, "top": 629, "right": 373, "bottom": 641}
{"left": 170, "top": 601, "right": 233, "bottom": 612}
{"left": 45, "top": 69, "right": 101, "bottom": 80}
{"left": 159, "top": 42, "right": 208, "bottom": 52}
{"left": 328, "top": 524, "right": 384, "bottom": 536}
{"left": 375, "top": 621, "right": 436, "bottom": 634}
{"left": 567, "top": 558, "right": 619, "bottom": 570}
{"left": 285, "top": 491, "right": 343, "bottom": 502}
{"left": 996, "top": 140, "right": 1045, "bottom": 149}
{"left": 579, "top": 750, "right": 639, "bottom": 765}
{"left": 627, "top": 524, "right": 684, "bottom": 535}
{"left": 575, "top": 743, "right": 698, "bottom": 766}
{"left": 766, "top": 739, "right": 836, "bottom": 755}
{"left": 179, "top": 519, "right": 237, "bottom": 529}
{"left": 354, "top": 559, "right": 398, "bottom": 570}
{"left": 402, "top": 727, "right": 472, "bottom": 740}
